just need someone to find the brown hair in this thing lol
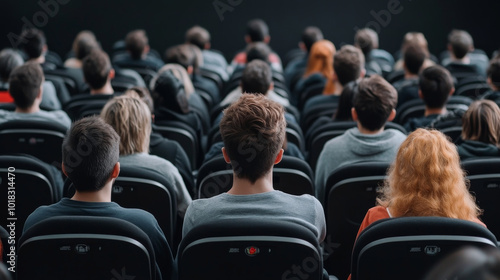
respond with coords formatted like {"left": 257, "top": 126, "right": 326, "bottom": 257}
{"left": 185, "top": 26, "right": 210, "bottom": 50}
{"left": 333, "top": 45, "right": 365, "bottom": 86}
{"left": 354, "top": 75, "right": 397, "bottom": 131}
{"left": 462, "top": 100, "right": 500, "bottom": 147}
{"left": 8, "top": 62, "right": 43, "bottom": 109}
{"left": 82, "top": 50, "right": 111, "bottom": 90}
{"left": 304, "top": 40, "right": 336, "bottom": 94}
{"left": 73, "top": 30, "right": 99, "bottom": 60}
{"left": 354, "top": 28, "right": 379, "bottom": 56}
{"left": 126, "top": 29, "right": 148, "bottom": 60}
{"left": 100, "top": 95, "right": 152, "bottom": 156}
{"left": 378, "top": 129, "right": 481, "bottom": 221}
{"left": 219, "top": 94, "right": 285, "bottom": 183}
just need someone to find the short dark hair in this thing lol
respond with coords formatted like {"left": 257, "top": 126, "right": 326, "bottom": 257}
{"left": 220, "top": 94, "right": 285, "bottom": 183}
{"left": 487, "top": 58, "right": 500, "bottom": 89}
{"left": 354, "top": 75, "right": 397, "bottom": 131}
{"left": 185, "top": 26, "right": 210, "bottom": 50}
{"left": 241, "top": 59, "right": 272, "bottom": 94}
{"left": 19, "top": 28, "right": 46, "bottom": 59}
{"left": 82, "top": 50, "right": 111, "bottom": 90}
{"left": 246, "top": 42, "right": 271, "bottom": 63}
{"left": 354, "top": 28, "right": 378, "bottom": 57}
{"left": 125, "top": 30, "right": 148, "bottom": 60}
{"left": 419, "top": 66, "right": 454, "bottom": 109}
{"left": 0, "top": 49, "right": 24, "bottom": 82}
{"left": 152, "top": 70, "right": 189, "bottom": 114}
{"left": 246, "top": 19, "right": 269, "bottom": 42}
{"left": 404, "top": 44, "right": 426, "bottom": 75}
{"left": 334, "top": 45, "right": 365, "bottom": 86}
{"left": 73, "top": 31, "right": 100, "bottom": 60}
{"left": 62, "top": 116, "right": 120, "bottom": 192}
{"left": 448, "top": 30, "right": 473, "bottom": 59}
{"left": 302, "top": 26, "right": 324, "bottom": 53}
{"left": 334, "top": 81, "right": 359, "bottom": 121}
{"left": 8, "top": 62, "right": 43, "bottom": 109}
{"left": 165, "top": 44, "right": 198, "bottom": 72}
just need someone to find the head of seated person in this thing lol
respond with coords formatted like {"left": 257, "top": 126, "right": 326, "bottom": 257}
{"left": 164, "top": 44, "right": 202, "bottom": 75}
{"left": 246, "top": 42, "right": 272, "bottom": 64}
{"left": 303, "top": 40, "right": 336, "bottom": 94}
{"left": 395, "top": 32, "right": 433, "bottom": 70}
{"left": 245, "top": 18, "right": 270, "bottom": 45}
{"left": 300, "top": 26, "right": 324, "bottom": 54}
{"left": 151, "top": 70, "right": 190, "bottom": 114}
{"left": 220, "top": 94, "right": 285, "bottom": 189}
{"left": 100, "top": 95, "right": 152, "bottom": 157}
{"left": 333, "top": 80, "right": 359, "bottom": 122}
{"left": 82, "top": 50, "right": 115, "bottom": 94}
{"left": 379, "top": 128, "right": 481, "bottom": 221}
{"left": 487, "top": 58, "right": 500, "bottom": 91}
{"left": 19, "top": 28, "right": 47, "bottom": 63}
{"left": 419, "top": 65, "right": 455, "bottom": 113}
{"left": 241, "top": 59, "right": 272, "bottom": 95}
{"left": 157, "top": 64, "right": 195, "bottom": 97}
{"left": 126, "top": 29, "right": 151, "bottom": 60}
{"left": 354, "top": 28, "right": 378, "bottom": 60}
{"left": 0, "top": 49, "right": 24, "bottom": 84}
{"left": 62, "top": 116, "right": 120, "bottom": 196}
{"left": 403, "top": 43, "right": 426, "bottom": 79}
{"left": 8, "top": 62, "right": 44, "bottom": 112}
{"left": 65, "top": 31, "right": 100, "bottom": 68}
{"left": 333, "top": 45, "right": 365, "bottom": 94}
{"left": 185, "top": 26, "right": 211, "bottom": 51}
{"left": 352, "top": 75, "right": 397, "bottom": 134}
{"left": 448, "top": 29, "right": 474, "bottom": 63}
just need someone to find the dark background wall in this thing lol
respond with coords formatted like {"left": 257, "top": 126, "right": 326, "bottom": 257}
{"left": 1, "top": 0, "right": 499, "bottom": 62}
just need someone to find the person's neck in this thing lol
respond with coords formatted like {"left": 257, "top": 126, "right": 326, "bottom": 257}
{"left": 424, "top": 107, "right": 447, "bottom": 117}
{"left": 333, "top": 81, "right": 343, "bottom": 95}
{"left": 227, "top": 171, "right": 274, "bottom": 195}
{"left": 71, "top": 182, "right": 112, "bottom": 203}
{"left": 404, "top": 72, "right": 418, "bottom": 80}
{"left": 15, "top": 105, "right": 40, "bottom": 113}
{"left": 90, "top": 83, "right": 114, "bottom": 95}
{"left": 357, "top": 122, "right": 384, "bottom": 135}
{"left": 451, "top": 54, "right": 470, "bottom": 64}
{"left": 30, "top": 56, "right": 45, "bottom": 64}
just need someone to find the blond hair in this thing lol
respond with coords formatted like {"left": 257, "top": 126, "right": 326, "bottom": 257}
{"left": 100, "top": 95, "right": 151, "bottom": 155}
{"left": 378, "top": 129, "right": 481, "bottom": 221}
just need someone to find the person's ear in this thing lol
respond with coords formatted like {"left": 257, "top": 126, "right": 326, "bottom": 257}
{"left": 332, "top": 71, "right": 338, "bottom": 82}
{"left": 205, "top": 42, "right": 211, "bottom": 50}
{"left": 360, "top": 68, "right": 366, "bottom": 78}
{"left": 109, "top": 68, "right": 115, "bottom": 80}
{"left": 151, "top": 114, "right": 155, "bottom": 123}
{"left": 351, "top": 107, "right": 358, "bottom": 121}
{"left": 187, "top": 65, "right": 194, "bottom": 75}
{"left": 274, "top": 149, "right": 284, "bottom": 165}
{"left": 222, "top": 147, "right": 231, "bottom": 163}
{"left": 111, "top": 162, "right": 120, "bottom": 179}
{"left": 269, "top": 81, "right": 274, "bottom": 92}
{"left": 298, "top": 42, "right": 306, "bottom": 51}
{"left": 144, "top": 45, "right": 150, "bottom": 55}
{"left": 387, "top": 109, "right": 396, "bottom": 122}
{"left": 61, "top": 164, "right": 68, "bottom": 177}
{"left": 245, "top": 35, "right": 251, "bottom": 44}
{"left": 264, "top": 35, "right": 271, "bottom": 44}
{"left": 418, "top": 89, "right": 423, "bottom": 99}
{"left": 449, "top": 86, "right": 455, "bottom": 96}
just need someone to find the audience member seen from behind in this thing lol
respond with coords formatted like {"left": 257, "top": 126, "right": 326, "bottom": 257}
{"left": 294, "top": 40, "right": 336, "bottom": 101}
{"left": 183, "top": 94, "right": 326, "bottom": 243}
{"left": 443, "top": 30, "right": 488, "bottom": 78}
{"left": 355, "top": 128, "right": 485, "bottom": 241}
{"left": 393, "top": 43, "right": 427, "bottom": 108}
{"left": 64, "top": 30, "right": 100, "bottom": 69}
{"left": 185, "top": 25, "right": 227, "bottom": 70}
{"left": 0, "top": 49, "right": 24, "bottom": 102}
{"left": 424, "top": 247, "right": 500, "bottom": 280}
{"left": 22, "top": 116, "right": 171, "bottom": 280}
{"left": 457, "top": 100, "right": 500, "bottom": 160}
{"left": 480, "top": 58, "right": 500, "bottom": 106}
{"left": 314, "top": 75, "right": 405, "bottom": 201}
{"left": 394, "top": 32, "right": 435, "bottom": 71}
{"left": 403, "top": 66, "right": 464, "bottom": 132}
{"left": 113, "top": 29, "right": 164, "bottom": 71}
{"left": 100, "top": 95, "right": 192, "bottom": 216}
{"left": 0, "top": 62, "right": 71, "bottom": 129}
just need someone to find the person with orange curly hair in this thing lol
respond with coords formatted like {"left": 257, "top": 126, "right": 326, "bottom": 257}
{"left": 355, "top": 128, "right": 485, "bottom": 240}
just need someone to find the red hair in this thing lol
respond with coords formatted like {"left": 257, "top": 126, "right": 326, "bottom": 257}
{"left": 303, "top": 40, "right": 336, "bottom": 94}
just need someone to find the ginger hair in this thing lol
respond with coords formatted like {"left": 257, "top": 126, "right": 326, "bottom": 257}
{"left": 304, "top": 40, "right": 336, "bottom": 94}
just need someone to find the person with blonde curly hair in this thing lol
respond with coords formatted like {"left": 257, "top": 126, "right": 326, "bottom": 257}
{"left": 355, "top": 128, "right": 485, "bottom": 239}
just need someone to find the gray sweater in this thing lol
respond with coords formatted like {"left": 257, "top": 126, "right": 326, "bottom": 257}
{"left": 315, "top": 127, "right": 406, "bottom": 200}
{"left": 182, "top": 190, "right": 326, "bottom": 242}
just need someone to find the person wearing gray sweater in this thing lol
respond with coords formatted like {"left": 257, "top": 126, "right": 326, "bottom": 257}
{"left": 315, "top": 75, "right": 406, "bottom": 201}
{"left": 183, "top": 94, "right": 326, "bottom": 243}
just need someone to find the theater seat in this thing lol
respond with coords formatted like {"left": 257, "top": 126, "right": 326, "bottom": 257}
{"left": 351, "top": 216, "right": 497, "bottom": 280}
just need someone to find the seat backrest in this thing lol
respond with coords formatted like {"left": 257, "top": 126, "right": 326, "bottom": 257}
{"left": 177, "top": 218, "right": 322, "bottom": 280}
{"left": 63, "top": 165, "right": 177, "bottom": 245}
{"left": 152, "top": 122, "right": 200, "bottom": 169}
{"left": 395, "top": 96, "right": 472, "bottom": 125}
{"left": 63, "top": 95, "right": 112, "bottom": 121}
{"left": 462, "top": 158, "right": 500, "bottom": 240}
{"left": 455, "top": 83, "right": 491, "bottom": 99}
{"left": 351, "top": 216, "right": 497, "bottom": 280}
{"left": 0, "top": 119, "right": 67, "bottom": 165}
{"left": 322, "top": 161, "right": 390, "bottom": 279}
{"left": 18, "top": 216, "right": 163, "bottom": 280}
{"left": 0, "top": 155, "right": 59, "bottom": 239}
{"left": 197, "top": 156, "right": 314, "bottom": 199}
